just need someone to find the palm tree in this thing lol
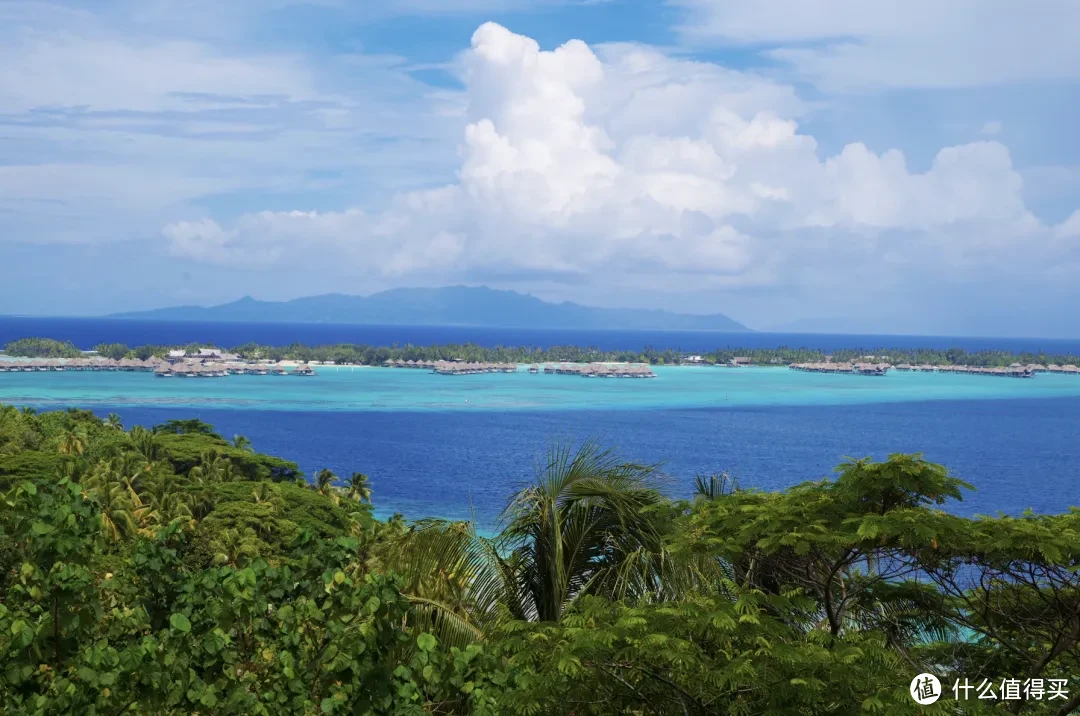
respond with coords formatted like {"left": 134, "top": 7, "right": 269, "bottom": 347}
{"left": 58, "top": 457, "right": 90, "bottom": 483}
{"left": 57, "top": 426, "right": 88, "bottom": 456}
{"left": 85, "top": 459, "right": 118, "bottom": 491}
{"left": 314, "top": 468, "right": 338, "bottom": 494}
{"left": 129, "top": 426, "right": 164, "bottom": 463}
{"left": 88, "top": 482, "right": 138, "bottom": 544}
{"left": 380, "top": 441, "right": 691, "bottom": 648}
{"left": 381, "top": 520, "right": 512, "bottom": 648}
{"left": 250, "top": 483, "right": 282, "bottom": 516}
{"left": 496, "top": 440, "right": 675, "bottom": 622}
{"left": 139, "top": 475, "right": 194, "bottom": 530}
{"left": 0, "top": 404, "right": 19, "bottom": 430}
{"left": 693, "top": 471, "right": 738, "bottom": 503}
{"left": 105, "top": 413, "right": 123, "bottom": 430}
{"left": 212, "top": 528, "right": 260, "bottom": 567}
{"left": 346, "top": 472, "right": 373, "bottom": 503}
{"left": 189, "top": 450, "right": 236, "bottom": 484}
{"left": 232, "top": 434, "right": 254, "bottom": 452}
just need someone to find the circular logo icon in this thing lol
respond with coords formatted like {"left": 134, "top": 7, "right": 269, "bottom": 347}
{"left": 910, "top": 673, "right": 941, "bottom": 705}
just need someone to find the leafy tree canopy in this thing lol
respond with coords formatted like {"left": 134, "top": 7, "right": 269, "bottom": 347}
{"left": 2, "top": 404, "right": 1080, "bottom": 714}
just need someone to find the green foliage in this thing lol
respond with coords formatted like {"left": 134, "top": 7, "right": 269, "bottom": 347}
{"left": 0, "top": 452, "right": 61, "bottom": 489}
{"left": 483, "top": 595, "right": 917, "bottom": 715}
{"left": 154, "top": 431, "right": 300, "bottom": 481}
{"left": 92, "top": 342, "right": 131, "bottom": 360}
{"left": 2, "top": 337, "right": 81, "bottom": 358}
{"left": 0, "top": 478, "right": 485, "bottom": 715}
{"left": 3, "top": 404, "right": 1080, "bottom": 714}
{"left": 13, "top": 334, "right": 1080, "bottom": 367}
{"left": 186, "top": 481, "right": 362, "bottom": 567}
{"left": 153, "top": 418, "right": 222, "bottom": 438}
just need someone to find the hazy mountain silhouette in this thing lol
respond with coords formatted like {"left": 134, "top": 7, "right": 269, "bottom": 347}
{"left": 108, "top": 286, "right": 750, "bottom": 332}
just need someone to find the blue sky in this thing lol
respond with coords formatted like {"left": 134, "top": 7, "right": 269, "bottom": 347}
{"left": 2, "top": 0, "right": 1079, "bottom": 336}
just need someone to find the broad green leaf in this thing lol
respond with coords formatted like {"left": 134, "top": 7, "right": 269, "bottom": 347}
{"left": 169, "top": 613, "right": 191, "bottom": 633}
{"left": 417, "top": 633, "right": 437, "bottom": 652}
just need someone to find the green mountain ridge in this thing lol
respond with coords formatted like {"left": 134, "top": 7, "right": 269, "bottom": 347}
{"left": 107, "top": 285, "right": 750, "bottom": 332}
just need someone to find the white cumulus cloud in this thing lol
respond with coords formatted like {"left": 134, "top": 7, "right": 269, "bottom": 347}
{"left": 163, "top": 23, "right": 1071, "bottom": 297}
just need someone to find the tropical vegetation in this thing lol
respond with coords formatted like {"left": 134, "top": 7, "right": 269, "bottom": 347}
{"left": 6, "top": 336, "right": 1080, "bottom": 369}
{"left": 2, "top": 338, "right": 82, "bottom": 359}
{"left": 2, "top": 404, "right": 1080, "bottom": 713}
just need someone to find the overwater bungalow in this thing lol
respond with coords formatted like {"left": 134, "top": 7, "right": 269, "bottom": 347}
{"left": 293, "top": 364, "right": 316, "bottom": 376}
{"left": 272, "top": 364, "right": 288, "bottom": 376}
{"left": 853, "top": 362, "right": 889, "bottom": 376}
{"left": 202, "top": 363, "right": 228, "bottom": 377}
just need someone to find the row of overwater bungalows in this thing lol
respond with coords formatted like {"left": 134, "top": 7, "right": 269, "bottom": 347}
{"left": 0, "top": 357, "right": 316, "bottom": 377}
{"left": 0, "top": 357, "right": 169, "bottom": 372}
{"left": 895, "top": 363, "right": 1080, "bottom": 375}
{"left": 790, "top": 361, "right": 1080, "bottom": 378}
{"left": 431, "top": 361, "right": 517, "bottom": 375}
{"left": 382, "top": 359, "right": 516, "bottom": 374}
{"left": 154, "top": 362, "right": 315, "bottom": 377}
{"left": 789, "top": 362, "right": 890, "bottom": 376}
{"left": 540, "top": 363, "right": 656, "bottom": 378}
{"left": 380, "top": 359, "right": 657, "bottom": 378}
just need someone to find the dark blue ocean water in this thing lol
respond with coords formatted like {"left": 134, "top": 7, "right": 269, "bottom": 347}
{"left": 4, "top": 316, "right": 1080, "bottom": 354}
{"left": 90, "top": 398, "right": 1080, "bottom": 526}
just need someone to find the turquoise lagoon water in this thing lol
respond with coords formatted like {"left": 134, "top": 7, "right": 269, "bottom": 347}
{"left": 4, "top": 365, "right": 1080, "bottom": 412}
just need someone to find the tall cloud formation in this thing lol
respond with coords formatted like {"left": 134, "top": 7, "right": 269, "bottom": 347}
{"left": 166, "top": 23, "right": 1073, "bottom": 298}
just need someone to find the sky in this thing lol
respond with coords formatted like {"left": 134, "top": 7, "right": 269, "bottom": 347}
{"left": 1, "top": 0, "right": 1079, "bottom": 337}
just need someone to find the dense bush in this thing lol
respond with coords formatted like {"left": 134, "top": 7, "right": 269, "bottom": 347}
{"left": 2, "top": 338, "right": 82, "bottom": 358}
{"left": 3, "top": 404, "right": 1080, "bottom": 713}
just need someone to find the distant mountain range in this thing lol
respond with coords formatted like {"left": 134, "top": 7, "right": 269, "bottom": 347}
{"left": 107, "top": 286, "right": 750, "bottom": 332}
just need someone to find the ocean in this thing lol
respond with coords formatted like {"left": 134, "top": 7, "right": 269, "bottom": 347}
{"left": 2, "top": 316, "right": 1079, "bottom": 526}
{"left": 4, "top": 315, "right": 1080, "bottom": 354}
